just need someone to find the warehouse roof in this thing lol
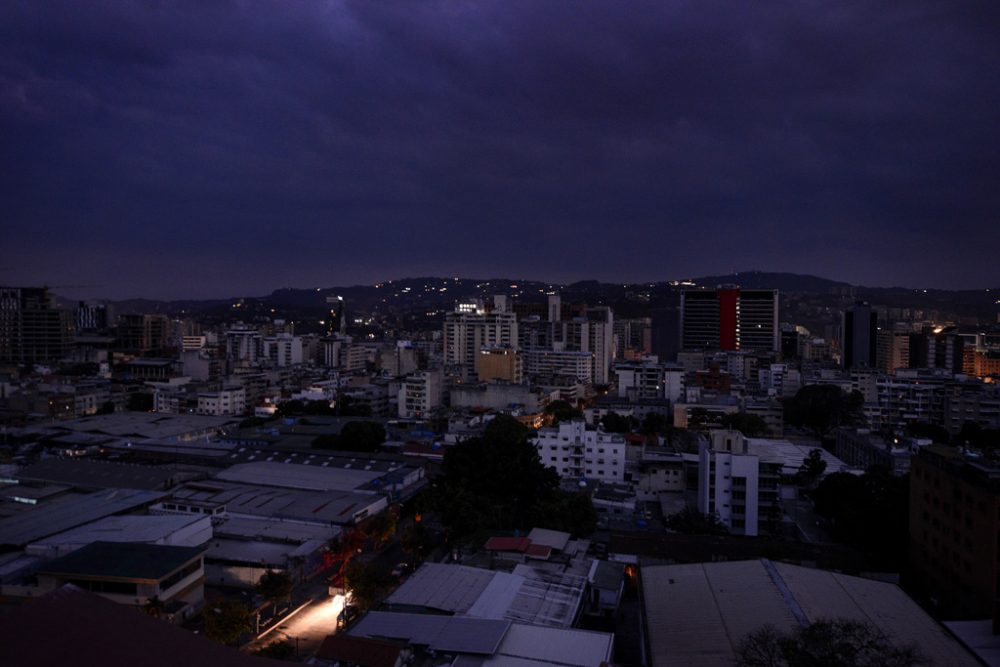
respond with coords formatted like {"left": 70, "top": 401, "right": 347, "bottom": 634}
{"left": 215, "top": 461, "right": 381, "bottom": 491}
{"left": 17, "top": 458, "right": 181, "bottom": 491}
{"left": 642, "top": 559, "right": 979, "bottom": 667}
{"left": 28, "top": 514, "right": 208, "bottom": 551}
{"left": 38, "top": 541, "right": 204, "bottom": 581}
{"left": 0, "top": 488, "right": 167, "bottom": 547}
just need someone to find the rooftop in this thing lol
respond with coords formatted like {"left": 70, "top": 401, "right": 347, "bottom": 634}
{"left": 642, "top": 559, "right": 979, "bottom": 667}
{"left": 28, "top": 514, "right": 209, "bottom": 551}
{"left": 0, "top": 488, "right": 167, "bottom": 547}
{"left": 38, "top": 541, "right": 205, "bottom": 581}
{"left": 215, "top": 461, "right": 382, "bottom": 492}
{"left": 17, "top": 458, "right": 181, "bottom": 491}
{"left": 0, "top": 585, "right": 288, "bottom": 667}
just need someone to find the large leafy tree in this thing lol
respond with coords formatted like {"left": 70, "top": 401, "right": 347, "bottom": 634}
{"left": 784, "top": 385, "right": 865, "bottom": 439}
{"left": 435, "top": 415, "right": 559, "bottom": 536}
{"left": 544, "top": 400, "right": 583, "bottom": 425}
{"left": 720, "top": 412, "right": 770, "bottom": 437}
{"left": 737, "top": 619, "right": 924, "bottom": 667}
{"left": 203, "top": 600, "right": 254, "bottom": 646}
{"left": 664, "top": 507, "right": 728, "bottom": 535}
{"left": 343, "top": 561, "right": 393, "bottom": 612}
{"left": 810, "top": 468, "right": 909, "bottom": 568}
{"left": 256, "top": 569, "right": 293, "bottom": 605}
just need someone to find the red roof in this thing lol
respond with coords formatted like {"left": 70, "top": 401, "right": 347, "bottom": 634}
{"left": 315, "top": 635, "right": 404, "bottom": 667}
{"left": 484, "top": 536, "right": 532, "bottom": 552}
{"left": 484, "top": 536, "right": 551, "bottom": 559}
{"left": 525, "top": 543, "right": 553, "bottom": 558}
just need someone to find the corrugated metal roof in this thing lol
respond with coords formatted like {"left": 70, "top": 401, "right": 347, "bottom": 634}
{"left": 494, "top": 623, "right": 613, "bottom": 667}
{"left": 216, "top": 462, "right": 381, "bottom": 492}
{"left": 386, "top": 562, "right": 497, "bottom": 613}
{"left": 642, "top": 559, "right": 980, "bottom": 667}
{"left": 351, "top": 611, "right": 510, "bottom": 655}
{"left": 0, "top": 488, "right": 167, "bottom": 547}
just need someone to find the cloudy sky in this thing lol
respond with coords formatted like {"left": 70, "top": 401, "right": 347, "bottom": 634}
{"left": 2, "top": 1, "right": 998, "bottom": 299}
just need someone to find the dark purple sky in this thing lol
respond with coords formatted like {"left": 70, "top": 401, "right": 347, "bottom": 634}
{"left": 2, "top": 1, "right": 999, "bottom": 299}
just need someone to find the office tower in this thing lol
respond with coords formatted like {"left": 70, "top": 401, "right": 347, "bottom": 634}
{"left": 650, "top": 303, "right": 681, "bottom": 363}
{"left": 0, "top": 287, "right": 72, "bottom": 364}
{"left": 75, "top": 301, "right": 112, "bottom": 332}
{"left": 842, "top": 302, "right": 878, "bottom": 369}
{"left": 116, "top": 314, "right": 170, "bottom": 353}
{"left": 909, "top": 327, "right": 965, "bottom": 374}
{"left": 679, "top": 287, "right": 778, "bottom": 353}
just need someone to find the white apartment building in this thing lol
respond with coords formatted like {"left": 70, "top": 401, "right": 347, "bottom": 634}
{"left": 534, "top": 420, "right": 626, "bottom": 483}
{"left": 697, "top": 430, "right": 781, "bottom": 536}
{"left": 263, "top": 334, "right": 304, "bottom": 367}
{"left": 615, "top": 360, "right": 685, "bottom": 403}
{"left": 398, "top": 370, "right": 443, "bottom": 418}
{"left": 196, "top": 386, "right": 246, "bottom": 416}
{"left": 523, "top": 348, "right": 593, "bottom": 384}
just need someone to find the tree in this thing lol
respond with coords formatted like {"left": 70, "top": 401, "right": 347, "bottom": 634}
{"left": 537, "top": 490, "right": 598, "bottom": 537}
{"left": 203, "top": 600, "right": 254, "bottom": 646}
{"left": 600, "top": 411, "right": 634, "bottom": 434}
{"left": 797, "top": 449, "right": 827, "bottom": 486}
{"left": 434, "top": 414, "right": 559, "bottom": 537}
{"left": 665, "top": 507, "right": 728, "bottom": 535}
{"left": 736, "top": 619, "right": 924, "bottom": 667}
{"left": 256, "top": 569, "right": 293, "bottom": 606}
{"left": 784, "top": 385, "right": 865, "bottom": 439}
{"left": 720, "top": 412, "right": 770, "bottom": 437}
{"left": 342, "top": 561, "right": 393, "bottom": 612}
{"left": 400, "top": 522, "right": 429, "bottom": 564}
{"left": 641, "top": 412, "right": 670, "bottom": 436}
{"left": 545, "top": 400, "right": 583, "bottom": 425}
{"left": 126, "top": 392, "right": 153, "bottom": 412}
{"left": 364, "top": 510, "right": 397, "bottom": 549}
{"left": 338, "top": 421, "right": 386, "bottom": 452}
{"left": 255, "top": 640, "right": 296, "bottom": 660}
{"left": 810, "top": 469, "right": 909, "bottom": 568}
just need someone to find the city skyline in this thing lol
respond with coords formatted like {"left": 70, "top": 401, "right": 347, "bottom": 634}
{"left": 3, "top": 2, "right": 1000, "bottom": 298}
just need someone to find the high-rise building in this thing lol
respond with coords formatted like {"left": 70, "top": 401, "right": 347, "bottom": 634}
{"left": 697, "top": 430, "right": 782, "bottom": 536}
{"left": 909, "top": 446, "right": 1000, "bottom": 632}
{"left": 843, "top": 301, "right": 878, "bottom": 369}
{"left": 0, "top": 287, "right": 72, "bottom": 364}
{"left": 476, "top": 346, "right": 522, "bottom": 383}
{"left": 116, "top": 314, "right": 170, "bottom": 354}
{"left": 679, "top": 287, "right": 778, "bottom": 353}
{"left": 443, "top": 302, "right": 518, "bottom": 382}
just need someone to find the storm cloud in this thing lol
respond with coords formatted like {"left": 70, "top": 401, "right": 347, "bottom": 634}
{"left": 2, "top": 1, "right": 998, "bottom": 298}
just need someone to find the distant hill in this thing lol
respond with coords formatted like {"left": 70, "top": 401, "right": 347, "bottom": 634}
{"left": 49, "top": 271, "right": 998, "bottom": 327}
{"left": 683, "top": 271, "right": 852, "bottom": 292}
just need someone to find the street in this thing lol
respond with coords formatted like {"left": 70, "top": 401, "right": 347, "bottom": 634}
{"left": 247, "top": 594, "right": 346, "bottom": 658}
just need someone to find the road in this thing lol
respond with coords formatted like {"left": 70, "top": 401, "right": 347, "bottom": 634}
{"left": 248, "top": 594, "right": 345, "bottom": 658}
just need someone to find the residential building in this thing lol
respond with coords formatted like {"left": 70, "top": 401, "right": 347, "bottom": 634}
{"left": 443, "top": 303, "right": 518, "bottom": 382}
{"left": 534, "top": 420, "right": 626, "bottom": 483}
{"left": 477, "top": 345, "right": 523, "bottom": 383}
{"left": 909, "top": 446, "right": 1000, "bottom": 632}
{"left": 697, "top": 430, "right": 782, "bottom": 536}
{"left": 398, "top": 370, "right": 443, "bottom": 419}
